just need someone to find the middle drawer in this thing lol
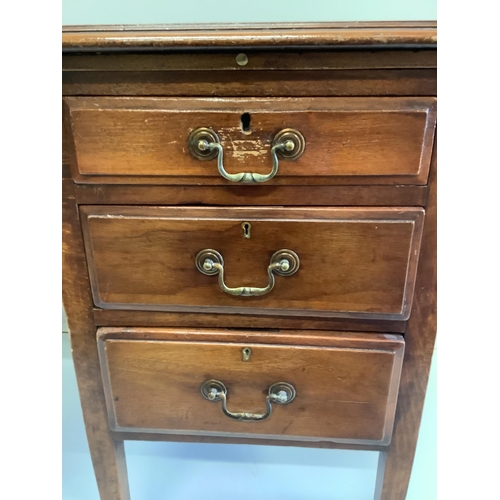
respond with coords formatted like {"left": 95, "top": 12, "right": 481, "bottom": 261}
{"left": 81, "top": 207, "right": 423, "bottom": 320}
{"left": 81, "top": 206, "right": 424, "bottom": 320}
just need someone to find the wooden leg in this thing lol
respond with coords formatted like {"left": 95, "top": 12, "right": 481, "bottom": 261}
{"left": 374, "top": 338, "right": 436, "bottom": 500}
{"left": 63, "top": 179, "right": 131, "bottom": 500}
{"left": 374, "top": 340, "right": 435, "bottom": 500}
{"left": 374, "top": 452, "right": 388, "bottom": 500}
{"left": 374, "top": 144, "right": 437, "bottom": 500}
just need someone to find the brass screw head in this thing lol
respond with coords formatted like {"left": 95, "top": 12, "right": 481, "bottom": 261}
{"left": 236, "top": 53, "right": 249, "bottom": 66}
{"left": 279, "top": 259, "right": 291, "bottom": 272}
{"left": 203, "top": 259, "right": 214, "bottom": 271}
{"left": 198, "top": 139, "right": 209, "bottom": 151}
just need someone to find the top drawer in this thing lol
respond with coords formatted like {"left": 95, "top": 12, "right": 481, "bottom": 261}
{"left": 64, "top": 97, "right": 436, "bottom": 186}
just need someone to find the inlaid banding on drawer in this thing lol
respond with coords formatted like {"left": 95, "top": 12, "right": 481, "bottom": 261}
{"left": 97, "top": 328, "right": 405, "bottom": 445}
{"left": 81, "top": 206, "right": 424, "bottom": 320}
{"left": 65, "top": 97, "right": 436, "bottom": 185}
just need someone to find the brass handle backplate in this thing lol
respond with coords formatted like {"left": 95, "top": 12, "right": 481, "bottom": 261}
{"left": 195, "top": 249, "right": 300, "bottom": 297}
{"left": 200, "top": 379, "right": 296, "bottom": 421}
{"left": 188, "top": 127, "right": 305, "bottom": 183}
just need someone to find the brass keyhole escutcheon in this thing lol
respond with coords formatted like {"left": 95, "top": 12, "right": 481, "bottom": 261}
{"left": 242, "top": 347, "right": 252, "bottom": 361}
{"left": 241, "top": 222, "right": 251, "bottom": 239}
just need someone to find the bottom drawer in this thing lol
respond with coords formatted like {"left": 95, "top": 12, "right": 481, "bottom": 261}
{"left": 98, "top": 328, "right": 404, "bottom": 445}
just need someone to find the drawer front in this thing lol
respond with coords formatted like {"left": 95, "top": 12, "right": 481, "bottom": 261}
{"left": 81, "top": 206, "right": 424, "bottom": 320}
{"left": 65, "top": 97, "right": 436, "bottom": 185}
{"left": 98, "top": 328, "right": 404, "bottom": 445}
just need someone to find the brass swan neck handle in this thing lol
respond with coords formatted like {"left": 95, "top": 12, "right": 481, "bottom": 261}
{"left": 188, "top": 127, "right": 305, "bottom": 184}
{"left": 195, "top": 249, "right": 300, "bottom": 297}
{"left": 201, "top": 379, "right": 296, "bottom": 422}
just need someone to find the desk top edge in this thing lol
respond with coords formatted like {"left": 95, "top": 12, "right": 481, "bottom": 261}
{"left": 62, "top": 22, "right": 437, "bottom": 51}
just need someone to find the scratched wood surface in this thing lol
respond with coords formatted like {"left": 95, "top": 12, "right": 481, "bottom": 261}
{"left": 93, "top": 309, "right": 407, "bottom": 334}
{"left": 65, "top": 97, "right": 436, "bottom": 185}
{"left": 63, "top": 68, "right": 437, "bottom": 98}
{"left": 62, "top": 22, "right": 437, "bottom": 50}
{"left": 62, "top": 180, "right": 131, "bottom": 499}
{"left": 73, "top": 184, "right": 428, "bottom": 207}
{"left": 98, "top": 328, "right": 404, "bottom": 444}
{"left": 62, "top": 23, "right": 437, "bottom": 500}
{"left": 374, "top": 139, "right": 437, "bottom": 500}
{"left": 63, "top": 50, "right": 437, "bottom": 72}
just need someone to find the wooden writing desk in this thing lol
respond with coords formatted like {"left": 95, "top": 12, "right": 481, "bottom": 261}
{"left": 62, "top": 22, "right": 437, "bottom": 499}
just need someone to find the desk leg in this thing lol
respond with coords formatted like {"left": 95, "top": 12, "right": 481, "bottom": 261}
{"left": 374, "top": 142, "right": 437, "bottom": 500}
{"left": 374, "top": 336, "right": 435, "bottom": 500}
{"left": 63, "top": 179, "right": 131, "bottom": 500}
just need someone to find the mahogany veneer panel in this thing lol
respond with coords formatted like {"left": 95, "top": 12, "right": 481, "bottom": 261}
{"left": 98, "top": 328, "right": 404, "bottom": 445}
{"left": 65, "top": 97, "right": 436, "bottom": 185}
{"left": 81, "top": 206, "right": 424, "bottom": 320}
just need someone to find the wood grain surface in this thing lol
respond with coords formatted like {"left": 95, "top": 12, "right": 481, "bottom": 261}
{"left": 93, "top": 309, "right": 407, "bottom": 334}
{"left": 63, "top": 68, "right": 437, "bottom": 98}
{"left": 65, "top": 97, "right": 436, "bottom": 185}
{"left": 73, "top": 184, "right": 428, "bottom": 207}
{"left": 62, "top": 23, "right": 437, "bottom": 500}
{"left": 63, "top": 180, "right": 131, "bottom": 499}
{"left": 375, "top": 140, "right": 437, "bottom": 500}
{"left": 80, "top": 206, "right": 424, "bottom": 320}
{"left": 63, "top": 50, "right": 437, "bottom": 72}
{"left": 98, "top": 328, "right": 404, "bottom": 445}
{"left": 110, "top": 430, "right": 388, "bottom": 452}
{"left": 62, "top": 22, "right": 437, "bottom": 51}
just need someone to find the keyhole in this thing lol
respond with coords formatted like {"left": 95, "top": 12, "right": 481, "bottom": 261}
{"left": 240, "top": 112, "right": 251, "bottom": 134}
{"left": 241, "top": 222, "right": 251, "bottom": 239}
{"left": 242, "top": 347, "right": 252, "bottom": 361}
